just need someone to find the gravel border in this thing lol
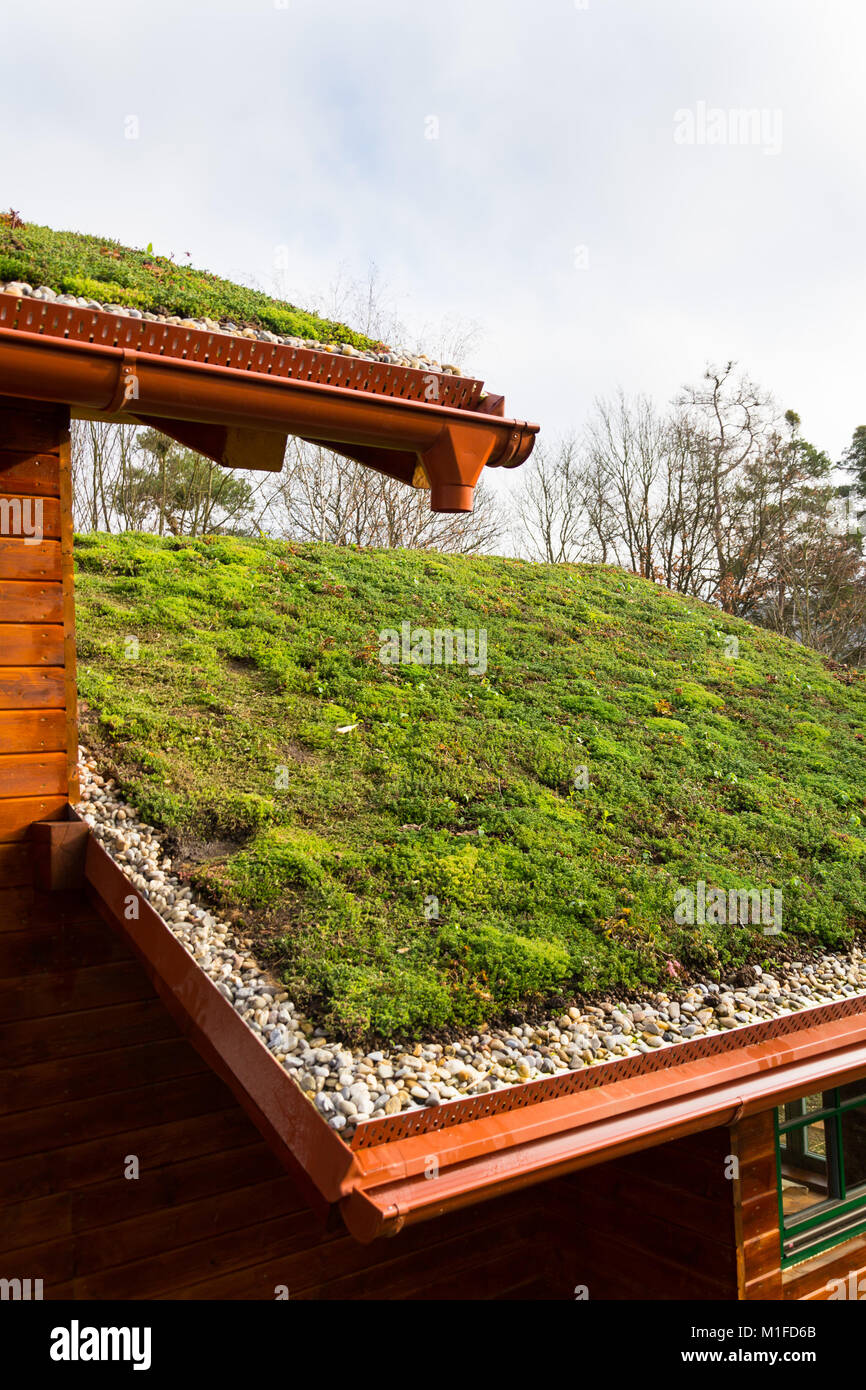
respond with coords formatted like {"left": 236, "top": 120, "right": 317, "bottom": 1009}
{"left": 76, "top": 749, "right": 866, "bottom": 1141}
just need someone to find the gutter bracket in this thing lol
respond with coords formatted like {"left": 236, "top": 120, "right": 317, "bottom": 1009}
{"left": 105, "top": 349, "right": 139, "bottom": 414}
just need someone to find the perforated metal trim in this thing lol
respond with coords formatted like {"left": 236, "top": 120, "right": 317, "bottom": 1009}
{"left": 0, "top": 294, "right": 485, "bottom": 411}
{"left": 350, "top": 994, "right": 866, "bottom": 1149}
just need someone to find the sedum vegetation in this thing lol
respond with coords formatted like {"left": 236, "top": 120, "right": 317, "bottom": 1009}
{"left": 75, "top": 533, "right": 866, "bottom": 1042}
{"left": 0, "top": 219, "right": 377, "bottom": 348}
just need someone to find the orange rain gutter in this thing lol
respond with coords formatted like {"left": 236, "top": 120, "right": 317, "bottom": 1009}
{"left": 340, "top": 998, "right": 866, "bottom": 1242}
{"left": 0, "top": 294, "right": 539, "bottom": 512}
{"left": 70, "top": 816, "right": 866, "bottom": 1246}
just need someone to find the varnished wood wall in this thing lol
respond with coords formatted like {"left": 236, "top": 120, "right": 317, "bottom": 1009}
{"left": 11, "top": 871, "right": 866, "bottom": 1300}
{"left": 0, "top": 884, "right": 555, "bottom": 1300}
{"left": 546, "top": 1127, "right": 740, "bottom": 1300}
{"left": 0, "top": 397, "right": 77, "bottom": 876}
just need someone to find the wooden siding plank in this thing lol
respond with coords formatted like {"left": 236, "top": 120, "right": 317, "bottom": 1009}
{"left": 0, "top": 709, "right": 66, "bottom": 753}
{"left": 0, "top": 1106, "right": 254, "bottom": 1206}
{"left": 0, "top": 1143, "right": 276, "bottom": 1255}
{"left": 0, "top": 667, "right": 65, "bottom": 709}
{"left": 0, "top": 622, "right": 64, "bottom": 666}
{"left": 0, "top": 400, "right": 67, "bottom": 452}
{"left": 2, "top": 1069, "right": 235, "bottom": 1161}
{"left": 294, "top": 1210, "right": 541, "bottom": 1302}
{"left": 0, "top": 885, "right": 34, "bottom": 926}
{"left": 0, "top": 538, "right": 61, "bottom": 582}
{"left": 0, "top": 995, "right": 178, "bottom": 1066}
{"left": 0, "top": 751, "right": 67, "bottom": 798}
{"left": 73, "top": 1176, "right": 307, "bottom": 1282}
{"left": 0, "top": 452, "right": 61, "bottom": 496}
{"left": 0, "top": 921, "right": 136, "bottom": 982}
{"left": 0, "top": 843, "right": 32, "bottom": 887}
{"left": 3, "top": 1037, "right": 211, "bottom": 1115}
{"left": 0, "top": 956, "right": 153, "bottom": 1021}
{"left": 0, "top": 580, "right": 63, "bottom": 622}
{"left": 0, "top": 494, "right": 61, "bottom": 539}
{"left": 0, "top": 794, "right": 67, "bottom": 842}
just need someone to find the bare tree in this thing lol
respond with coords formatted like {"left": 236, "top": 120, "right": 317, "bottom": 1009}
{"left": 271, "top": 438, "right": 504, "bottom": 552}
{"left": 260, "top": 265, "right": 492, "bottom": 552}
{"left": 676, "top": 362, "right": 776, "bottom": 610}
{"left": 512, "top": 435, "right": 593, "bottom": 563}
{"left": 652, "top": 414, "right": 718, "bottom": 594}
{"left": 583, "top": 393, "right": 672, "bottom": 578}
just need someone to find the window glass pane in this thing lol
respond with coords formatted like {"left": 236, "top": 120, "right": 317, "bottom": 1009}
{"left": 779, "top": 1095, "right": 828, "bottom": 1128}
{"left": 781, "top": 1175, "right": 830, "bottom": 1220}
{"left": 804, "top": 1094, "right": 829, "bottom": 1115}
{"left": 780, "top": 1119, "right": 832, "bottom": 1219}
{"left": 841, "top": 1104, "right": 866, "bottom": 1192}
{"left": 839, "top": 1080, "right": 866, "bottom": 1106}
{"left": 804, "top": 1117, "right": 828, "bottom": 1159}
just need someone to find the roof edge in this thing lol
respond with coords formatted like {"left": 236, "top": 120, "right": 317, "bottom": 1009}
{"left": 341, "top": 1007, "right": 866, "bottom": 1240}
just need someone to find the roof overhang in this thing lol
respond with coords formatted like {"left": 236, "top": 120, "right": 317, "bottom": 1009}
{"left": 66, "top": 816, "right": 866, "bottom": 1245}
{"left": 0, "top": 293, "right": 539, "bottom": 512}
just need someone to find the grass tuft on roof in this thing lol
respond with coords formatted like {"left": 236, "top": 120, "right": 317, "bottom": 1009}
{"left": 0, "top": 218, "right": 378, "bottom": 348}
{"left": 75, "top": 533, "right": 866, "bottom": 1043}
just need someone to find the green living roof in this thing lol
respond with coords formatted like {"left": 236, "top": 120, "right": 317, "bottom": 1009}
{"left": 75, "top": 532, "right": 866, "bottom": 1044}
{"left": 0, "top": 216, "right": 461, "bottom": 371}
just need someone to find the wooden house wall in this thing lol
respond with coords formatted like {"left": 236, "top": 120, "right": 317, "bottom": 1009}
{"left": 545, "top": 1127, "right": 740, "bottom": 1300}
{"left": 0, "top": 884, "right": 555, "bottom": 1300}
{"left": 0, "top": 397, "right": 77, "bottom": 866}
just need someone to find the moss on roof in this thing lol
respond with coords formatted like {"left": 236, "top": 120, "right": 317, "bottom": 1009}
{"left": 75, "top": 532, "right": 866, "bottom": 1043}
{"left": 0, "top": 217, "right": 378, "bottom": 349}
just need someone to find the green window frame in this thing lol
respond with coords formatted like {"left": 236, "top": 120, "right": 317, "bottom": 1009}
{"left": 775, "top": 1082, "right": 866, "bottom": 1267}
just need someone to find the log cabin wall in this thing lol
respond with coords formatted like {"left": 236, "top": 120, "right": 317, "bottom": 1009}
{"left": 0, "top": 887, "right": 557, "bottom": 1300}
{"left": 733, "top": 1103, "right": 866, "bottom": 1301}
{"left": 0, "top": 396, "right": 78, "bottom": 897}
{"left": 543, "top": 1127, "right": 740, "bottom": 1300}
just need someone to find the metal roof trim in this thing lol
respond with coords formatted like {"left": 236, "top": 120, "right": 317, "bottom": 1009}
{"left": 77, "top": 821, "right": 363, "bottom": 1215}
{"left": 0, "top": 291, "right": 487, "bottom": 411}
{"left": 350, "top": 993, "right": 866, "bottom": 1149}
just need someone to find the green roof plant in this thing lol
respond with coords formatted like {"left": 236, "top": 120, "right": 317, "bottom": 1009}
{"left": 75, "top": 533, "right": 866, "bottom": 1042}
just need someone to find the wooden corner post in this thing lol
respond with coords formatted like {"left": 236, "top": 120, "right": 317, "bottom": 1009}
{"left": 0, "top": 396, "right": 77, "bottom": 898}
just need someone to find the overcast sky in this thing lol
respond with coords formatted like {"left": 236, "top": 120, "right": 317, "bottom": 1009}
{"left": 2, "top": 0, "right": 864, "bottom": 481}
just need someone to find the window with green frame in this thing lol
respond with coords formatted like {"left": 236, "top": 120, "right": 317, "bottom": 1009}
{"left": 775, "top": 1082, "right": 866, "bottom": 1266}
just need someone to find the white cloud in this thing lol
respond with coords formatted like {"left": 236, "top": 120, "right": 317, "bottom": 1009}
{"left": 2, "top": 0, "right": 864, "bottom": 459}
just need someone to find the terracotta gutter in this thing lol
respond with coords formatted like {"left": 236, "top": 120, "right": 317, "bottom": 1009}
{"left": 0, "top": 295, "right": 538, "bottom": 512}
{"left": 340, "top": 1000, "right": 866, "bottom": 1242}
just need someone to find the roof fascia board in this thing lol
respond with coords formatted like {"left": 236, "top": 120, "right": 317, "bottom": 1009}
{"left": 78, "top": 822, "right": 362, "bottom": 1215}
{"left": 341, "top": 1009, "right": 866, "bottom": 1239}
